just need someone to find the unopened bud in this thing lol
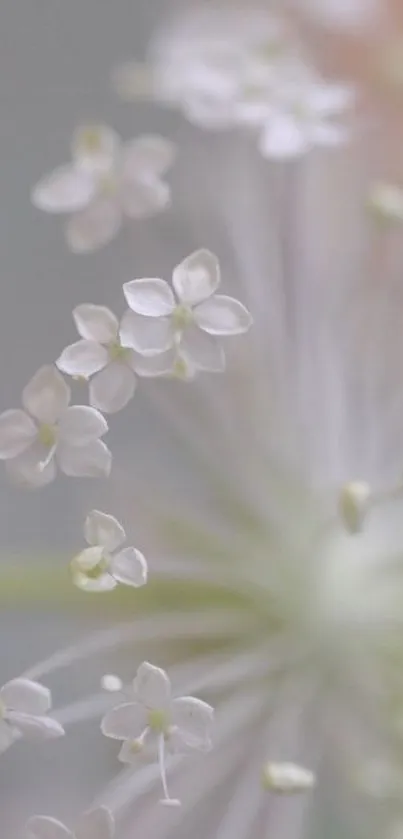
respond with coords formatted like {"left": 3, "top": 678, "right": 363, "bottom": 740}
{"left": 339, "top": 481, "right": 370, "bottom": 534}
{"left": 262, "top": 762, "right": 315, "bottom": 793}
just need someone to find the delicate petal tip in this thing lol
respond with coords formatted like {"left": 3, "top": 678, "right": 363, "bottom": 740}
{"left": 0, "top": 678, "right": 51, "bottom": 714}
{"left": 26, "top": 816, "right": 72, "bottom": 839}
{"left": 75, "top": 806, "right": 115, "bottom": 839}
{"left": 101, "top": 702, "right": 146, "bottom": 740}
{"left": 56, "top": 340, "right": 109, "bottom": 379}
{"left": 172, "top": 249, "right": 220, "bottom": 306}
{"left": 119, "top": 309, "right": 174, "bottom": 356}
{"left": 194, "top": 295, "right": 253, "bottom": 336}
{"left": 133, "top": 661, "right": 171, "bottom": 709}
{"left": 57, "top": 439, "right": 112, "bottom": 479}
{"left": 89, "top": 362, "right": 137, "bottom": 414}
{"left": 110, "top": 546, "right": 148, "bottom": 588}
{"left": 262, "top": 762, "right": 316, "bottom": 793}
{"left": 31, "top": 166, "right": 96, "bottom": 214}
{"left": 22, "top": 366, "right": 71, "bottom": 425}
{"left": 58, "top": 405, "right": 108, "bottom": 446}
{"left": 7, "top": 712, "right": 65, "bottom": 740}
{"left": 123, "top": 135, "right": 176, "bottom": 177}
{"left": 65, "top": 199, "right": 122, "bottom": 254}
{"left": 84, "top": 510, "right": 126, "bottom": 552}
{"left": 0, "top": 409, "right": 37, "bottom": 460}
{"left": 73, "top": 304, "right": 119, "bottom": 343}
{"left": 339, "top": 481, "right": 371, "bottom": 534}
{"left": 123, "top": 278, "right": 175, "bottom": 317}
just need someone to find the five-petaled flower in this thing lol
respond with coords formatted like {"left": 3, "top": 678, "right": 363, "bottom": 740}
{"left": 101, "top": 661, "right": 214, "bottom": 805}
{"left": 26, "top": 806, "right": 114, "bottom": 839}
{"left": 32, "top": 125, "right": 176, "bottom": 252}
{"left": 0, "top": 678, "right": 64, "bottom": 753}
{"left": 71, "top": 509, "right": 148, "bottom": 592}
{"left": 0, "top": 365, "right": 111, "bottom": 487}
{"left": 56, "top": 303, "right": 166, "bottom": 413}
{"left": 120, "top": 249, "right": 253, "bottom": 375}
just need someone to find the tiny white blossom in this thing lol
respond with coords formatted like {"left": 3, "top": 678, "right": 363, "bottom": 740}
{"left": 262, "top": 762, "right": 316, "bottom": 793}
{"left": 101, "top": 661, "right": 214, "bottom": 805}
{"left": 367, "top": 182, "right": 403, "bottom": 225}
{"left": 0, "top": 365, "right": 111, "bottom": 487}
{"left": 120, "top": 249, "right": 252, "bottom": 372}
{"left": 32, "top": 126, "right": 176, "bottom": 252}
{"left": 339, "top": 481, "right": 371, "bottom": 534}
{"left": 0, "top": 678, "right": 64, "bottom": 753}
{"left": 71, "top": 509, "right": 148, "bottom": 593}
{"left": 26, "top": 806, "right": 114, "bottom": 839}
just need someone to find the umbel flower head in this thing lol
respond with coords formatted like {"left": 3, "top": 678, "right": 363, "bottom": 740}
{"left": 32, "top": 126, "right": 176, "bottom": 252}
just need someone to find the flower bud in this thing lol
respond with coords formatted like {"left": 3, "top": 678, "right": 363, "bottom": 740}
{"left": 339, "top": 481, "right": 370, "bottom": 534}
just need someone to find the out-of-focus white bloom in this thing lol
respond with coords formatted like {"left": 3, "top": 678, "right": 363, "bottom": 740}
{"left": 26, "top": 807, "right": 114, "bottom": 839}
{"left": 71, "top": 509, "right": 148, "bottom": 592}
{"left": 121, "top": 249, "right": 252, "bottom": 371}
{"left": 262, "top": 762, "right": 316, "bottom": 793}
{"left": 367, "top": 182, "right": 403, "bottom": 225}
{"left": 101, "top": 661, "right": 214, "bottom": 805}
{"left": 101, "top": 674, "right": 123, "bottom": 693}
{"left": 0, "top": 678, "right": 64, "bottom": 752}
{"left": 56, "top": 303, "right": 161, "bottom": 413}
{"left": 32, "top": 126, "right": 175, "bottom": 252}
{"left": 339, "top": 481, "right": 371, "bottom": 534}
{"left": 294, "top": 0, "right": 381, "bottom": 31}
{"left": 238, "top": 80, "right": 353, "bottom": 159}
{"left": 0, "top": 365, "right": 111, "bottom": 487}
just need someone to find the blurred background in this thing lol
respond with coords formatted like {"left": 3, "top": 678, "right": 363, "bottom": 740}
{"left": 1, "top": 0, "right": 403, "bottom": 836}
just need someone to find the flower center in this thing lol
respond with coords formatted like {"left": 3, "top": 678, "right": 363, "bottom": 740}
{"left": 84, "top": 555, "right": 109, "bottom": 580}
{"left": 108, "top": 341, "right": 131, "bottom": 362}
{"left": 37, "top": 423, "right": 57, "bottom": 448}
{"left": 147, "top": 708, "right": 169, "bottom": 734}
{"left": 78, "top": 126, "right": 104, "bottom": 153}
{"left": 100, "top": 172, "right": 118, "bottom": 196}
{"left": 172, "top": 304, "right": 194, "bottom": 331}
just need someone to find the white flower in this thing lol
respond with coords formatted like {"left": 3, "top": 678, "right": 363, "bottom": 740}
{"left": 239, "top": 79, "right": 353, "bottom": 159}
{"left": 339, "top": 481, "right": 371, "bottom": 534}
{"left": 26, "top": 807, "right": 114, "bottom": 839}
{"left": 295, "top": 0, "right": 381, "bottom": 31}
{"left": 0, "top": 365, "right": 111, "bottom": 487}
{"left": 367, "top": 182, "right": 403, "bottom": 225}
{"left": 120, "top": 249, "right": 252, "bottom": 370}
{"left": 101, "top": 661, "right": 214, "bottom": 805}
{"left": 56, "top": 303, "right": 159, "bottom": 413}
{"left": 262, "top": 762, "right": 316, "bottom": 793}
{"left": 0, "top": 678, "right": 64, "bottom": 752}
{"left": 32, "top": 126, "right": 175, "bottom": 252}
{"left": 71, "top": 509, "right": 148, "bottom": 592}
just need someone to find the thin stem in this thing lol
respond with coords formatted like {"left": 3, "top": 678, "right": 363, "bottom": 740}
{"left": 158, "top": 733, "right": 180, "bottom": 806}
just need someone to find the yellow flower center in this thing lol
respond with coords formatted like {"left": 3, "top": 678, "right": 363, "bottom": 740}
{"left": 100, "top": 172, "right": 118, "bottom": 196}
{"left": 147, "top": 708, "right": 169, "bottom": 734}
{"left": 108, "top": 341, "right": 130, "bottom": 362}
{"left": 172, "top": 304, "right": 194, "bottom": 331}
{"left": 78, "top": 126, "right": 104, "bottom": 153}
{"left": 37, "top": 424, "right": 57, "bottom": 448}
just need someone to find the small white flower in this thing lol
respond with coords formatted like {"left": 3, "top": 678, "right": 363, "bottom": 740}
{"left": 367, "top": 182, "right": 403, "bottom": 225}
{"left": 262, "top": 762, "right": 316, "bottom": 793}
{"left": 26, "top": 806, "right": 114, "bottom": 839}
{"left": 32, "top": 126, "right": 176, "bottom": 252}
{"left": 0, "top": 365, "right": 111, "bottom": 487}
{"left": 243, "top": 80, "right": 354, "bottom": 159}
{"left": 339, "top": 481, "right": 371, "bottom": 534}
{"left": 101, "top": 661, "right": 214, "bottom": 805}
{"left": 71, "top": 509, "right": 148, "bottom": 592}
{"left": 0, "top": 678, "right": 64, "bottom": 753}
{"left": 120, "top": 249, "right": 252, "bottom": 371}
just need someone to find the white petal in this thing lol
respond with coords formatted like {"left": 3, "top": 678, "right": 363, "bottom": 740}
{"left": 110, "top": 547, "right": 148, "bottom": 588}
{"left": 262, "top": 762, "right": 316, "bottom": 793}
{"left": 120, "top": 309, "right": 174, "bottom": 355}
{"left": 56, "top": 340, "right": 109, "bottom": 378}
{"left": 0, "top": 719, "right": 18, "bottom": 753}
{"left": 305, "top": 84, "right": 354, "bottom": 115}
{"left": 57, "top": 439, "right": 111, "bottom": 478}
{"left": 23, "top": 366, "right": 70, "bottom": 424}
{"left": 75, "top": 807, "right": 114, "bottom": 839}
{"left": 7, "top": 712, "right": 64, "bottom": 740}
{"left": 72, "top": 571, "right": 117, "bottom": 593}
{"left": 172, "top": 249, "right": 220, "bottom": 306}
{"left": 133, "top": 662, "right": 171, "bottom": 710}
{"left": 73, "top": 304, "right": 119, "bottom": 343}
{"left": 310, "top": 123, "right": 349, "bottom": 147}
{"left": 101, "top": 702, "right": 147, "bottom": 739}
{"left": 66, "top": 199, "right": 121, "bottom": 253}
{"left": 26, "top": 816, "right": 72, "bottom": 839}
{"left": 58, "top": 406, "right": 108, "bottom": 446}
{"left": 0, "top": 678, "right": 51, "bottom": 714}
{"left": 6, "top": 443, "right": 56, "bottom": 489}
{"left": 31, "top": 165, "right": 96, "bottom": 213}
{"left": 122, "top": 136, "right": 176, "bottom": 177}
{"left": 73, "top": 546, "right": 105, "bottom": 571}
{"left": 72, "top": 124, "right": 121, "bottom": 176}
{"left": 133, "top": 351, "right": 176, "bottom": 378}
{"left": 259, "top": 116, "right": 310, "bottom": 159}
{"left": 171, "top": 696, "right": 214, "bottom": 749}
{"left": 194, "top": 295, "right": 252, "bottom": 335}
{"left": 118, "top": 740, "right": 140, "bottom": 764}
{"left": 123, "top": 279, "right": 175, "bottom": 317}
{"left": 89, "top": 362, "right": 137, "bottom": 414}
{"left": 84, "top": 510, "right": 125, "bottom": 552}
{"left": 181, "top": 327, "right": 225, "bottom": 373}
{"left": 120, "top": 176, "right": 171, "bottom": 219}
{"left": 0, "top": 409, "right": 37, "bottom": 459}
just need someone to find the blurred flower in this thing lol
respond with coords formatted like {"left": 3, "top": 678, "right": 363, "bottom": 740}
{"left": 71, "top": 509, "right": 147, "bottom": 592}
{"left": 262, "top": 762, "right": 316, "bottom": 793}
{"left": 294, "top": 0, "right": 381, "bottom": 31}
{"left": 121, "top": 249, "right": 252, "bottom": 370}
{"left": 0, "top": 365, "right": 111, "bottom": 487}
{"left": 101, "top": 661, "right": 214, "bottom": 805}
{"left": 32, "top": 127, "right": 176, "bottom": 252}
{"left": 0, "top": 678, "right": 64, "bottom": 752}
{"left": 26, "top": 807, "right": 114, "bottom": 839}
{"left": 367, "top": 182, "right": 403, "bottom": 226}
